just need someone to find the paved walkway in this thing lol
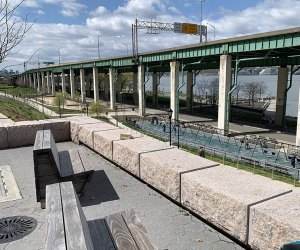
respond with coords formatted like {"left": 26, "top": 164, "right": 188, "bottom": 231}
{"left": 0, "top": 142, "right": 244, "bottom": 250}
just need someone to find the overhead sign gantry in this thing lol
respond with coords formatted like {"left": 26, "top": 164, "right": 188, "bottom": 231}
{"left": 132, "top": 19, "right": 207, "bottom": 62}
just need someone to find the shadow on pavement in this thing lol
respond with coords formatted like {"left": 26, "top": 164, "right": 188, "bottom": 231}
{"left": 80, "top": 170, "right": 119, "bottom": 207}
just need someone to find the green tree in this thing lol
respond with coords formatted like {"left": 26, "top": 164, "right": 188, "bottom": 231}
{"left": 89, "top": 100, "right": 106, "bottom": 117}
{"left": 53, "top": 92, "right": 67, "bottom": 110}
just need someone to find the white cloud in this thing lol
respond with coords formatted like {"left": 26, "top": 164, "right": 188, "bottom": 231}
{"left": 168, "top": 6, "right": 180, "bottom": 14}
{"left": 90, "top": 6, "right": 109, "bottom": 17}
{"left": 60, "top": 1, "right": 86, "bottom": 17}
{"left": 37, "top": 10, "right": 45, "bottom": 15}
{"left": 24, "top": 0, "right": 39, "bottom": 8}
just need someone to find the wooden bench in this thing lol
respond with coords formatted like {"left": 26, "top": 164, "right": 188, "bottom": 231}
{"left": 240, "top": 156, "right": 261, "bottom": 166}
{"left": 265, "top": 162, "right": 289, "bottom": 174}
{"left": 33, "top": 129, "right": 94, "bottom": 208}
{"left": 46, "top": 181, "right": 157, "bottom": 250}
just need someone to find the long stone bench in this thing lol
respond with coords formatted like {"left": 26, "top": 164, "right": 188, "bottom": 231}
{"left": 249, "top": 191, "right": 300, "bottom": 250}
{"left": 112, "top": 136, "right": 172, "bottom": 177}
{"left": 0, "top": 118, "right": 71, "bottom": 149}
{"left": 140, "top": 148, "right": 219, "bottom": 202}
{"left": 93, "top": 129, "right": 141, "bottom": 160}
{"left": 181, "top": 165, "right": 292, "bottom": 244}
{"left": 46, "top": 181, "right": 157, "bottom": 250}
{"left": 76, "top": 122, "right": 120, "bottom": 149}
{"left": 34, "top": 129, "right": 94, "bottom": 208}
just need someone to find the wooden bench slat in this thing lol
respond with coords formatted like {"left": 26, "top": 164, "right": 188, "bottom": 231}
{"left": 43, "top": 130, "right": 51, "bottom": 150}
{"left": 88, "top": 219, "right": 116, "bottom": 250}
{"left": 33, "top": 130, "right": 44, "bottom": 151}
{"left": 105, "top": 212, "right": 139, "bottom": 250}
{"left": 60, "top": 182, "right": 94, "bottom": 250}
{"left": 122, "top": 209, "right": 157, "bottom": 250}
{"left": 59, "top": 151, "right": 75, "bottom": 177}
{"left": 45, "top": 183, "right": 66, "bottom": 250}
{"left": 77, "top": 148, "right": 94, "bottom": 172}
{"left": 69, "top": 149, "right": 85, "bottom": 174}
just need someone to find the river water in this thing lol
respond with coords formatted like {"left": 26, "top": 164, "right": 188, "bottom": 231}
{"left": 146, "top": 74, "right": 300, "bottom": 117}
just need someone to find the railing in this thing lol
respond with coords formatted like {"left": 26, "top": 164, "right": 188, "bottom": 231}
{"left": 130, "top": 120, "right": 300, "bottom": 185}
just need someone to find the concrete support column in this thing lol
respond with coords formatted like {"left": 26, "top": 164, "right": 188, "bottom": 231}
{"left": 275, "top": 67, "right": 288, "bottom": 127}
{"left": 152, "top": 73, "right": 158, "bottom": 107}
{"left": 138, "top": 65, "right": 145, "bottom": 116}
{"left": 37, "top": 72, "right": 41, "bottom": 92}
{"left": 41, "top": 71, "right": 45, "bottom": 93}
{"left": 170, "top": 61, "right": 180, "bottom": 120}
{"left": 296, "top": 88, "right": 300, "bottom": 146}
{"left": 84, "top": 74, "right": 90, "bottom": 98}
{"left": 104, "top": 74, "right": 109, "bottom": 100}
{"left": 33, "top": 73, "right": 37, "bottom": 90}
{"left": 217, "top": 55, "right": 232, "bottom": 132}
{"left": 70, "top": 69, "right": 75, "bottom": 98}
{"left": 133, "top": 72, "right": 138, "bottom": 105}
{"left": 93, "top": 67, "right": 99, "bottom": 102}
{"left": 109, "top": 68, "right": 116, "bottom": 109}
{"left": 80, "top": 69, "right": 86, "bottom": 103}
{"left": 186, "top": 70, "right": 193, "bottom": 112}
{"left": 51, "top": 72, "right": 55, "bottom": 95}
{"left": 46, "top": 72, "right": 50, "bottom": 94}
{"left": 61, "top": 73, "right": 66, "bottom": 93}
{"left": 29, "top": 74, "right": 33, "bottom": 88}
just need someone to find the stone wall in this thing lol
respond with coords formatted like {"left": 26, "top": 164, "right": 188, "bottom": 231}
{"left": 63, "top": 117, "right": 300, "bottom": 250}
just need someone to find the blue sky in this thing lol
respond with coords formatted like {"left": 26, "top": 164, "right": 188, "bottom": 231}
{"left": 6, "top": 0, "right": 300, "bottom": 71}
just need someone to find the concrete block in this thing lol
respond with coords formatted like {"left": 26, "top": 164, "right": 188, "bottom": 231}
{"left": 181, "top": 165, "right": 292, "bottom": 243}
{"left": 40, "top": 118, "right": 70, "bottom": 142}
{"left": 7, "top": 121, "right": 44, "bottom": 148}
{"left": 77, "top": 122, "right": 119, "bottom": 149}
{"left": 113, "top": 136, "right": 171, "bottom": 177}
{"left": 93, "top": 129, "right": 140, "bottom": 160}
{"left": 0, "top": 126, "right": 8, "bottom": 149}
{"left": 249, "top": 191, "right": 300, "bottom": 250}
{"left": 68, "top": 116, "right": 104, "bottom": 143}
{"left": 140, "top": 148, "right": 218, "bottom": 202}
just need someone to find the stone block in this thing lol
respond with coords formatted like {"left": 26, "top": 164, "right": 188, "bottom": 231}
{"left": 113, "top": 136, "right": 171, "bottom": 177}
{"left": 181, "top": 165, "right": 292, "bottom": 243}
{"left": 120, "top": 133, "right": 132, "bottom": 140}
{"left": 93, "top": 129, "right": 140, "bottom": 160}
{"left": 0, "top": 126, "right": 8, "bottom": 149}
{"left": 77, "top": 122, "right": 119, "bottom": 149}
{"left": 41, "top": 118, "right": 70, "bottom": 142}
{"left": 7, "top": 121, "right": 44, "bottom": 148}
{"left": 68, "top": 116, "right": 103, "bottom": 143}
{"left": 140, "top": 148, "right": 219, "bottom": 202}
{"left": 249, "top": 191, "right": 300, "bottom": 250}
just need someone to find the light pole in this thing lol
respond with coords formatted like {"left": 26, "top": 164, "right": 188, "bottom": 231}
{"left": 177, "top": 120, "right": 180, "bottom": 148}
{"left": 200, "top": 0, "right": 206, "bottom": 43}
{"left": 168, "top": 109, "right": 173, "bottom": 146}
{"left": 206, "top": 22, "right": 215, "bottom": 40}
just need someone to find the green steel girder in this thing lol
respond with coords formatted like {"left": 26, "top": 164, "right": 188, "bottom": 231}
{"left": 20, "top": 27, "right": 300, "bottom": 76}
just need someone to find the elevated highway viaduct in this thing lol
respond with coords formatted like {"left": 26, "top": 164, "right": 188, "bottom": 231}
{"left": 18, "top": 26, "right": 300, "bottom": 144}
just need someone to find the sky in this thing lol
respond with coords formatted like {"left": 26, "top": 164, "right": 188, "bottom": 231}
{"left": 4, "top": 0, "right": 300, "bottom": 72}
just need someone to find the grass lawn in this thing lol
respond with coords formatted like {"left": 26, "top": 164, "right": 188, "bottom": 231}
{"left": 0, "top": 97, "right": 50, "bottom": 121}
{"left": 0, "top": 84, "right": 39, "bottom": 97}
